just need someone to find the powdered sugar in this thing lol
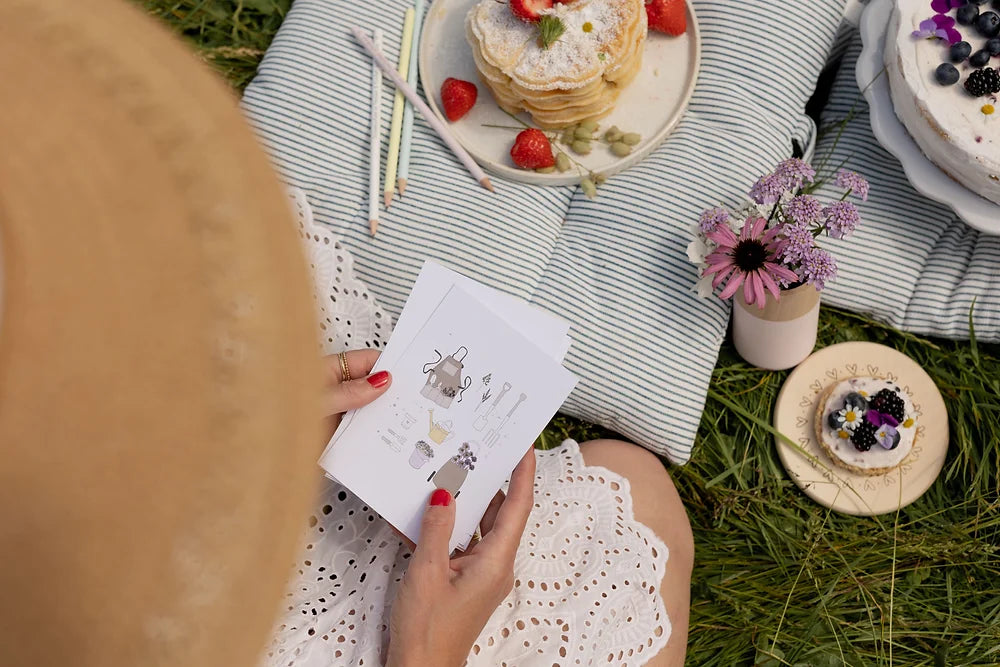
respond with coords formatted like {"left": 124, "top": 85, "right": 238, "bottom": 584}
{"left": 468, "top": 0, "right": 646, "bottom": 91}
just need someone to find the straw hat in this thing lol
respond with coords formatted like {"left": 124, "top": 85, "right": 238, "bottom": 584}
{"left": 0, "top": 2, "right": 323, "bottom": 666}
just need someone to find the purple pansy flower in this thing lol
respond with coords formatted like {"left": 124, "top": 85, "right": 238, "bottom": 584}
{"left": 866, "top": 410, "right": 900, "bottom": 429}
{"left": 930, "top": 0, "right": 966, "bottom": 13}
{"left": 912, "top": 15, "right": 962, "bottom": 44}
{"left": 875, "top": 423, "right": 900, "bottom": 450}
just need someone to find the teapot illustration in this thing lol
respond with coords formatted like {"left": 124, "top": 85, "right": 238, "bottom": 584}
{"left": 420, "top": 346, "right": 472, "bottom": 409}
{"left": 427, "top": 410, "right": 454, "bottom": 445}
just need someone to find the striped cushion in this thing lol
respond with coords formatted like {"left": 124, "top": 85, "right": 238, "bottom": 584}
{"left": 241, "top": 0, "right": 846, "bottom": 464}
{"left": 813, "top": 35, "right": 1000, "bottom": 340}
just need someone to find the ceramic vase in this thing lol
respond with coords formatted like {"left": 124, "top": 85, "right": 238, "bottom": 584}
{"left": 732, "top": 283, "right": 820, "bottom": 370}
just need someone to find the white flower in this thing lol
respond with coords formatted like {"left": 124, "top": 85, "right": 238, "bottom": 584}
{"left": 694, "top": 273, "right": 714, "bottom": 299}
{"left": 686, "top": 237, "right": 710, "bottom": 266}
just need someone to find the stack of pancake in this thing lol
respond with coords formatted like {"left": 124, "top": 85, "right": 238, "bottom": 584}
{"left": 466, "top": 0, "right": 647, "bottom": 129}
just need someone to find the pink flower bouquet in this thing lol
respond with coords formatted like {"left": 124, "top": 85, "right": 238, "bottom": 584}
{"left": 687, "top": 159, "right": 869, "bottom": 309}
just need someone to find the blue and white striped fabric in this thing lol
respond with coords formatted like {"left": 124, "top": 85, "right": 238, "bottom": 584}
{"left": 241, "top": 0, "right": 846, "bottom": 464}
{"left": 813, "top": 35, "right": 1000, "bottom": 340}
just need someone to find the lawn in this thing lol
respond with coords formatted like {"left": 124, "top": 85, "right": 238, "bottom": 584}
{"left": 140, "top": 2, "right": 1000, "bottom": 664}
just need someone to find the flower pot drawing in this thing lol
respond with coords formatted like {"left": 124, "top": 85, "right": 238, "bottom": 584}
{"left": 428, "top": 442, "right": 478, "bottom": 497}
{"left": 732, "top": 282, "right": 820, "bottom": 370}
{"left": 420, "top": 347, "right": 472, "bottom": 409}
{"left": 409, "top": 440, "right": 434, "bottom": 470}
{"left": 427, "top": 410, "right": 454, "bottom": 445}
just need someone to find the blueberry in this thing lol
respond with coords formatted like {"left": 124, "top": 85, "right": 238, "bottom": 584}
{"left": 935, "top": 62, "right": 961, "bottom": 85}
{"left": 971, "top": 49, "right": 992, "bottom": 66}
{"left": 971, "top": 0, "right": 989, "bottom": 4}
{"left": 957, "top": 4, "right": 980, "bottom": 24}
{"left": 828, "top": 412, "right": 842, "bottom": 430}
{"left": 988, "top": 37, "right": 1000, "bottom": 55}
{"left": 977, "top": 11, "right": 1000, "bottom": 37}
{"left": 844, "top": 392, "right": 867, "bottom": 408}
{"left": 950, "top": 40, "right": 973, "bottom": 62}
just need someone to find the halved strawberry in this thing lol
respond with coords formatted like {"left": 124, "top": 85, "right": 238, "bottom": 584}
{"left": 440, "top": 78, "right": 478, "bottom": 122}
{"left": 511, "top": 0, "right": 553, "bottom": 23}
{"left": 646, "top": 0, "right": 686, "bottom": 36}
{"left": 510, "top": 129, "right": 555, "bottom": 169}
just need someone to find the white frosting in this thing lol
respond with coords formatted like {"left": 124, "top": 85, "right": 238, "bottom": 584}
{"left": 885, "top": 0, "right": 1000, "bottom": 204}
{"left": 819, "top": 377, "right": 917, "bottom": 472}
{"left": 467, "top": 0, "right": 646, "bottom": 92}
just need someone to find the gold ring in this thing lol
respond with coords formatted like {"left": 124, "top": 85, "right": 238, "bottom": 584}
{"left": 338, "top": 352, "right": 352, "bottom": 382}
{"left": 470, "top": 529, "right": 482, "bottom": 545}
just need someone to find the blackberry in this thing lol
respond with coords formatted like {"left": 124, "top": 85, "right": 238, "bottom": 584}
{"left": 868, "top": 388, "right": 906, "bottom": 422}
{"left": 965, "top": 67, "right": 1000, "bottom": 96}
{"left": 851, "top": 420, "right": 878, "bottom": 452}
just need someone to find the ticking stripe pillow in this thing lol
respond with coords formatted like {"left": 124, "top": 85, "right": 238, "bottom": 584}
{"left": 812, "top": 35, "right": 1000, "bottom": 340}
{"left": 242, "top": 0, "right": 846, "bottom": 464}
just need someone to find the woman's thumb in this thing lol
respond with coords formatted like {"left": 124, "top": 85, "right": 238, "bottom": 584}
{"left": 411, "top": 489, "right": 456, "bottom": 575}
{"left": 324, "top": 370, "right": 392, "bottom": 416}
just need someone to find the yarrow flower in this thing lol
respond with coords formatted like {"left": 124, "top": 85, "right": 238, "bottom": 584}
{"left": 799, "top": 247, "right": 837, "bottom": 290}
{"left": 783, "top": 194, "right": 824, "bottom": 225}
{"left": 702, "top": 217, "right": 799, "bottom": 309}
{"left": 912, "top": 15, "right": 961, "bottom": 44}
{"left": 823, "top": 201, "right": 861, "bottom": 239}
{"left": 835, "top": 169, "right": 870, "bottom": 201}
{"left": 780, "top": 222, "right": 815, "bottom": 265}
{"left": 773, "top": 158, "right": 816, "bottom": 191}
{"left": 698, "top": 207, "right": 730, "bottom": 233}
{"left": 749, "top": 173, "right": 785, "bottom": 206}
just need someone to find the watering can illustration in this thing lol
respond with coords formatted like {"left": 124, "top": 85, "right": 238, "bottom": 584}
{"left": 427, "top": 410, "right": 455, "bottom": 445}
{"left": 421, "top": 346, "right": 472, "bottom": 409}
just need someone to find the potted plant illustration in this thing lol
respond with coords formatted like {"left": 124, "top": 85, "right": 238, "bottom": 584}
{"left": 428, "top": 442, "right": 478, "bottom": 498}
{"left": 408, "top": 440, "right": 435, "bottom": 470}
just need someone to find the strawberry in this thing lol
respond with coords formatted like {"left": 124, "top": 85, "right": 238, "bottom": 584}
{"left": 510, "top": 0, "right": 553, "bottom": 23}
{"left": 510, "top": 129, "right": 555, "bottom": 169}
{"left": 440, "top": 78, "right": 478, "bottom": 122}
{"left": 646, "top": 0, "right": 686, "bottom": 36}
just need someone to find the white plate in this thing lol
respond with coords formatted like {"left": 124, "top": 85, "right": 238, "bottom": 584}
{"left": 857, "top": 0, "right": 1000, "bottom": 234}
{"left": 773, "top": 342, "right": 948, "bottom": 517}
{"left": 419, "top": 0, "right": 700, "bottom": 186}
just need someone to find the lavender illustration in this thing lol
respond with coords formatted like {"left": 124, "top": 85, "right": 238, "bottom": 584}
{"left": 428, "top": 442, "right": 479, "bottom": 497}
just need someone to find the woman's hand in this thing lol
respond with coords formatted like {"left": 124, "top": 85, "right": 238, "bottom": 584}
{"left": 386, "top": 446, "right": 537, "bottom": 667}
{"left": 323, "top": 350, "right": 392, "bottom": 439}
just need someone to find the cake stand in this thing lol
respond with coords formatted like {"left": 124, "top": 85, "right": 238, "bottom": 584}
{"left": 857, "top": 0, "right": 1000, "bottom": 234}
{"left": 773, "top": 342, "right": 948, "bottom": 516}
{"left": 420, "top": 0, "right": 700, "bottom": 186}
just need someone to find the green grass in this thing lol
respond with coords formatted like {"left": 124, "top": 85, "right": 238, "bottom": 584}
{"left": 141, "top": 3, "right": 1000, "bottom": 664}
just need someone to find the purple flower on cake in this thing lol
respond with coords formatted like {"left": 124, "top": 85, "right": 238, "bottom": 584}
{"left": 912, "top": 15, "right": 962, "bottom": 44}
{"left": 834, "top": 169, "right": 870, "bottom": 201}
{"left": 783, "top": 194, "right": 824, "bottom": 225}
{"left": 866, "top": 410, "right": 900, "bottom": 429}
{"left": 698, "top": 207, "right": 729, "bottom": 233}
{"left": 798, "top": 247, "right": 837, "bottom": 290}
{"left": 702, "top": 217, "right": 798, "bottom": 308}
{"left": 874, "top": 423, "right": 900, "bottom": 450}
{"left": 774, "top": 158, "right": 816, "bottom": 191}
{"left": 930, "top": 0, "right": 966, "bottom": 14}
{"left": 822, "top": 201, "right": 861, "bottom": 239}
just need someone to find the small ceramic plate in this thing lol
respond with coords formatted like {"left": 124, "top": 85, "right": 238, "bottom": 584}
{"left": 856, "top": 0, "right": 1000, "bottom": 234}
{"left": 419, "top": 0, "right": 700, "bottom": 186}
{"left": 773, "top": 342, "right": 948, "bottom": 516}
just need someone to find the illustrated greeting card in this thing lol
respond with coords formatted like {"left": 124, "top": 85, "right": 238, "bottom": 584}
{"left": 320, "top": 273, "right": 576, "bottom": 552}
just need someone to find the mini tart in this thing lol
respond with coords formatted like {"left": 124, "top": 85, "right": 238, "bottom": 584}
{"left": 814, "top": 377, "right": 918, "bottom": 476}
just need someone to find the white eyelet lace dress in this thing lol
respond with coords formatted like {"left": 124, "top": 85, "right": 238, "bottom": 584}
{"left": 266, "top": 189, "right": 671, "bottom": 667}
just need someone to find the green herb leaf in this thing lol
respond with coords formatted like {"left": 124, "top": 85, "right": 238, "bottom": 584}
{"left": 537, "top": 15, "right": 566, "bottom": 50}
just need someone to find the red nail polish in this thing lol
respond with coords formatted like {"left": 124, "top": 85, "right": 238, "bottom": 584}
{"left": 430, "top": 488, "right": 451, "bottom": 507}
{"left": 367, "top": 370, "right": 390, "bottom": 388}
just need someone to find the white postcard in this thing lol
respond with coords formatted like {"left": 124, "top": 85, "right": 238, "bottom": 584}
{"left": 320, "top": 284, "right": 577, "bottom": 552}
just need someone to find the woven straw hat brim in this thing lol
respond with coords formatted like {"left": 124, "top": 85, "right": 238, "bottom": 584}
{"left": 0, "top": 2, "right": 322, "bottom": 666}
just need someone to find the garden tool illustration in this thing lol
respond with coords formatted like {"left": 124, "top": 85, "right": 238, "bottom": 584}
{"left": 484, "top": 393, "right": 526, "bottom": 447}
{"left": 421, "top": 346, "right": 472, "bottom": 408}
{"left": 473, "top": 382, "right": 511, "bottom": 431}
{"left": 427, "top": 410, "right": 454, "bottom": 445}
